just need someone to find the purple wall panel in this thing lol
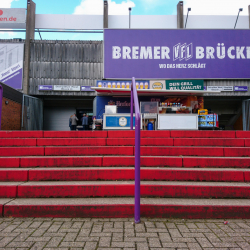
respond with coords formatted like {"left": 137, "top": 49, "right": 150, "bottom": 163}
{"left": 104, "top": 29, "right": 250, "bottom": 79}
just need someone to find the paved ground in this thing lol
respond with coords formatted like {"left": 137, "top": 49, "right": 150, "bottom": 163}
{"left": 0, "top": 217, "right": 250, "bottom": 250}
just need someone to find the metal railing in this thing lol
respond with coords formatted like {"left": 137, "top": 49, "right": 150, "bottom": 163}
{"left": 243, "top": 99, "right": 250, "bottom": 131}
{"left": 130, "top": 77, "right": 141, "bottom": 224}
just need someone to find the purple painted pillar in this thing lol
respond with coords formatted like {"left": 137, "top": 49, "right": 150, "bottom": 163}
{"left": 0, "top": 85, "right": 3, "bottom": 130}
{"left": 130, "top": 84, "right": 134, "bottom": 130}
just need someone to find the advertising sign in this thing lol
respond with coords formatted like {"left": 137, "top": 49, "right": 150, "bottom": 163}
{"left": 0, "top": 43, "right": 24, "bottom": 89}
{"left": 0, "top": 8, "right": 26, "bottom": 23}
{"left": 53, "top": 85, "right": 80, "bottom": 91}
{"left": 81, "top": 86, "right": 95, "bottom": 91}
{"left": 105, "top": 115, "right": 135, "bottom": 129}
{"left": 234, "top": 86, "right": 248, "bottom": 92}
{"left": 0, "top": 8, "right": 26, "bottom": 28}
{"left": 104, "top": 29, "right": 250, "bottom": 79}
{"left": 39, "top": 85, "right": 53, "bottom": 91}
{"left": 150, "top": 80, "right": 166, "bottom": 90}
{"left": 165, "top": 80, "right": 203, "bottom": 91}
{"left": 207, "top": 86, "right": 233, "bottom": 92}
{"left": 97, "top": 80, "right": 149, "bottom": 89}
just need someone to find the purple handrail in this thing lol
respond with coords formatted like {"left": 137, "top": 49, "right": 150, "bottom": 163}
{"left": 130, "top": 77, "right": 141, "bottom": 224}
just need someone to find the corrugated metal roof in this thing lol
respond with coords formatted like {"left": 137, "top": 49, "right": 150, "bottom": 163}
{"left": 29, "top": 40, "right": 103, "bottom": 96}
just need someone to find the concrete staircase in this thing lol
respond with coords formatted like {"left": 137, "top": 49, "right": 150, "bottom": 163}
{"left": 1, "top": 130, "right": 250, "bottom": 218}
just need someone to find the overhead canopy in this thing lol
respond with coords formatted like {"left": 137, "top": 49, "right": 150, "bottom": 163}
{"left": 91, "top": 87, "right": 220, "bottom": 96}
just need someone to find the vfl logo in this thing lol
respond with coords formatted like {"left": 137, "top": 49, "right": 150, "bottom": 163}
{"left": 173, "top": 43, "right": 193, "bottom": 61}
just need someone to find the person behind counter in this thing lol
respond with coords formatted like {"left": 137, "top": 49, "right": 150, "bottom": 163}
{"left": 192, "top": 104, "right": 199, "bottom": 114}
{"left": 81, "top": 113, "right": 88, "bottom": 130}
{"left": 69, "top": 115, "right": 73, "bottom": 130}
{"left": 70, "top": 113, "right": 78, "bottom": 131}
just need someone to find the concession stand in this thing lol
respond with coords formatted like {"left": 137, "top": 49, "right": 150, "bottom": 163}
{"left": 92, "top": 79, "right": 219, "bottom": 130}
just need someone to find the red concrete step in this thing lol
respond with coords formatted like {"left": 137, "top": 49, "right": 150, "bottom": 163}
{"left": 0, "top": 156, "right": 182, "bottom": 168}
{"left": 1, "top": 156, "right": 250, "bottom": 168}
{"left": 0, "top": 167, "right": 245, "bottom": 182}
{"left": 0, "top": 131, "right": 43, "bottom": 138}
{"left": 224, "top": 148, "right": 250, "bottom": 157}
{"left": 183, "top": 157, "right": 250, "bottom": 168}
{"left": 0, "top": 199, "right": 12, "bottom": 217}
{"left": 102, "top": 156, "right": 183, "bottom": 167}
{"left": 44, "top": 146, "right": 134, "bottom": 156}
{"left": 174, "top": 138, "right": 245, "bottom": 147}
{"left": 0, "top": 137, "right": 245, "bottom": 147}
{"left": 107, "top": 130, "right": 171, "bottom": 138}
{"left": 0, "top": 182, "right": 23, "bottom": 198}
{"left": 44, "top": 131, "right": 108, "bottom": 138}
{"left": 0, "top": 139, "right": 37, "bottom": 147}
{"left": 37, "top": 138, "right": 106, "bottom": 146}
{"left": 13, "top": 181, "right": 250, "bottom": 198}
{"left": 20, "top": 156, "right": 102, "bottom": 168}
{"left": 0, "top": 147, "right": 44, "bottom": 157}
{"left": 28, "top": 168, "right": 246, "bottom": 182}
{"left": 4, "top": 198, "right": 250, "bottom": 218}
{"left": 0, "top": 169, "right": 28, "bottom": 181}
{"left": 244, "top": 139, "right": 250, "bottom": 147}
{"left": 107, "top": 138, "right": 174, "bottom": 146}
{"left": 141, "top": 146, "right": 224, "bottom": 157}
{"left": 236, "top": 131, "right": 250, "bottom": 138}
{"left": 170, "top": 130, "right": 236, "bottom": 138}
{"left": 0, "top": 158, "right": 20, "bottom": 168}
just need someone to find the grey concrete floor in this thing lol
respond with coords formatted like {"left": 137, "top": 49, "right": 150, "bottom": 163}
{"left": 0, "top": 217, "right": 249, "bottom": 249}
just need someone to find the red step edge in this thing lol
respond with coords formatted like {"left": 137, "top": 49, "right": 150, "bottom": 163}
{"left": 16, "top": 185, "right": 250, "bottom": 198}
{"left": 28, "top": 169, "right": 245, "bottom": 182}
{"left": 3, "top": 204, "right": 250, "bottom": 218}
{"left": 171, "top": 130, "right": 236, "bottom": 138}
{"left": 43, "top": 131, "right": 108, "bottom": 138}
{"left": 0, "top": 131, "right": 44, "bottom": 138}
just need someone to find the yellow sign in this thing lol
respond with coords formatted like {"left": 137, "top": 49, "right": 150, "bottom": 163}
{"left": 150, "top": 80, "right": 166, "bottom": 90}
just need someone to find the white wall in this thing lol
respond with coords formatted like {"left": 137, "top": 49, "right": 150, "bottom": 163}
{"left": 34, "top": 14, "right": 249, "bottom": 30}
{"left": 185, "top": 15, "right": 248, "bottom": 29}
{"left": 108, "top": 15, "right": 177, "bottom": 29}
{"left": 35, "top": 14, "right": 103, "bottom": 30}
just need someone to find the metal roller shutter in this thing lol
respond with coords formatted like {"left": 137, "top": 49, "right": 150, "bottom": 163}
{"left": 44, "top": 107, "right": 75, "bottom": 131}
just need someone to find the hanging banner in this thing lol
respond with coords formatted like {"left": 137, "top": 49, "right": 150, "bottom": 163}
{"left": 0, "top": 43, "right": 24, "bottom": 89}
{"left": 104, "top": 29, "right": 250, "bottom": 79}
